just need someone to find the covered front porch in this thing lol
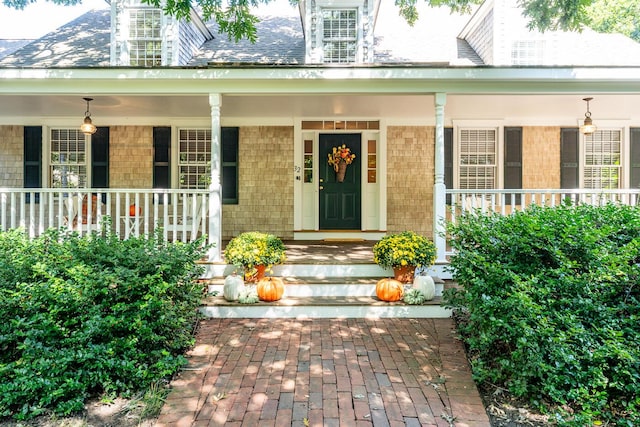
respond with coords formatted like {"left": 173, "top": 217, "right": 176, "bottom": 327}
{"left": 3, "top": 187, "right": 640, "bottom": 263}
{"left": 1, "top": 66, "right": 640, "bottom": 262}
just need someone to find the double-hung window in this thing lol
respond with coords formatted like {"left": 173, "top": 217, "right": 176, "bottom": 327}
{"left": 458, "top": 129, "right": 498, "bottom": 190}
{"left": 510, "top": 40, "right": 546, "bottom": 65}
{"left": 172, "top": 127, "right": 239, "bottom": 204}
{"left": 128, "top": 9, "right": 163, "bottom": 66}
{"left": 50, "top": 129, "right": 88, "bottom": 188}
{"left": 178, "top": 129, "right": 211, "bottom": 190}
{"left": 583, "top": 129, "right": 622, "bottom": 189}
{"left": 322, "top": 9, "right": 358, "bottom": 63}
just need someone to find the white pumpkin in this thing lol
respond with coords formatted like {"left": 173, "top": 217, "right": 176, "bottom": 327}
{"left": 223, "top": 273, "right": 245, "bottom": 301}
{"left": 413, "top": 275, "right": 435, "bottom": 300}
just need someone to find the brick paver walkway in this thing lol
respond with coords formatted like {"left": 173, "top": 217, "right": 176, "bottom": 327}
{"left": 156, "top": 318, "right": 490, "bottom": 427}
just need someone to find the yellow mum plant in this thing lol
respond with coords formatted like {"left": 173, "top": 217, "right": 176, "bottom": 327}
{"left": 224, "top": 231, "right": 286, "bottom": 271}
{"left": 372, "top": 231, "right": 436, "bottom": 269}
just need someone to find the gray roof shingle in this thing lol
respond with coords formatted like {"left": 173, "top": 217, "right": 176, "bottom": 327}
{"left": 0, "top": 9, "right": 110, "bottom": 67}
{"left": 189, "top": 15, "right": 305, "bottom": 66}
{"left": 0, "top": 39, "right": 34, "bottom": 60}
{"left": 372, "top": 4, "right": 483, "bottom": 65}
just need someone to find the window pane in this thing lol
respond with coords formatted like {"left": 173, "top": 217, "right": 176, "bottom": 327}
{"left": 322, "top": 8, "right": 357, "bottom": 63}
{"left": 178, "top": 129, "right": 211, "bottom": 189}
{"left": 303, "top": 139, "right": 313, "bottom": 183}
{"left": 458, "top": 129, "right": 497, "bottom": 189}
{"left": 511, "top": 40, "right": 545, "bottom": 65}
{"left": 368, "top": 139, "right": 376, "bottom": 153}
{"left": 367, "top": 140, "right": 377, "bottom": 183}
{"left": 51, "top": 165, "right": 87, "bottom": 188}
{"left": 583, "top": 130, "right": 621, "bottom": 189}
{"left": 128, "top": 9, "right": 162, "bottom": 66}
{"left": 50, "top": 129, "right": 88, "bottom": 188}
{"left": 176, "top": 128, "right": 239, "bottom": 201}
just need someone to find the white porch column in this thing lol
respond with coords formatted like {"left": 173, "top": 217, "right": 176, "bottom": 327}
{"left": 208, "top": 93, "right": 222, "bottom": 261}
{"left": 434, "top": 93, "right": 447, "bottom": 263}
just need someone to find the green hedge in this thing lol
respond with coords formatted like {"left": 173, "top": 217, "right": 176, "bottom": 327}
{"left": 445, "top": 203, "right": 640, "bottom": 426}
{"left": 0, "top": 228, "right": 208, "bottom": 420}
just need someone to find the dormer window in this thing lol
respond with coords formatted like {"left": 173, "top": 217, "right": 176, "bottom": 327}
{"left": 128, "top": 8, "right": 163, "bottom": 66}
{"left": 322, "top": 9, "right": 358, "bottom": 63}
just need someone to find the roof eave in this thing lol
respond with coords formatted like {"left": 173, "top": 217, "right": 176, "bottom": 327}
{"left": 1, "top": 65, "right": 640, "bottom": 96}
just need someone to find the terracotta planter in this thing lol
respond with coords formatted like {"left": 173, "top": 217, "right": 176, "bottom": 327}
{"left": 245, "top": 264, "right": 266, "bottom": 283}
{"left": 393, "top": 265, "right": 415, "bottom": 284}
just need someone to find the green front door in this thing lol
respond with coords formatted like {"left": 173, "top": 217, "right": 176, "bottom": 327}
{"left": 319, "top": 134, "right": 361, "bottom": 230}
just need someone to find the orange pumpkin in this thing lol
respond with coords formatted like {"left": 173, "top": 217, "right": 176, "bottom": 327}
{"left": 375, "top": 278, "right": 404, "bottom": 302}
{"left": 256, "top": 277, "right": 285, "bottom": 302}
{"left": 129, "top": 204, "right": 141, "bottom": 216}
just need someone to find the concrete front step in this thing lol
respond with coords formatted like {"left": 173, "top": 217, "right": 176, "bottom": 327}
{"left": 206, "top": 277, "right": 448, "bottom": 297}
{"left": 199, "top": 262, "right": 452, "bottom": 280}
{"left": 198, "top": 260, "right": 453, "bottom": 319}
{"left": 200, "top": 295, "right": 452, "bottom": 319}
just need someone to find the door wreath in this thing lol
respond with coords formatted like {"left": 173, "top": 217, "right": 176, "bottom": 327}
{"left": 327, "top": 144, "right": 356, "bottom": 182}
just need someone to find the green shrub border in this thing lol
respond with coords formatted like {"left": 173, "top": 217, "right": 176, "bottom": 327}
{"left": 0, "top": 227, "right": 209, "bottom": 420}
{"left": 444, "top": 203, "right": 640, "bottom": 426}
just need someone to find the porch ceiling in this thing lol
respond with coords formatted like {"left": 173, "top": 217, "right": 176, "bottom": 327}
{"left": 1, "top": 66, "right": 640, "bottom": 123}
{"left": 1, "top": 93, "right": 639, "bottom": 125}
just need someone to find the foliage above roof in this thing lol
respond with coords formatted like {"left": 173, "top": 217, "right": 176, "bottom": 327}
{"left": 1, "top": 0, "right": 627, "bottom": 42}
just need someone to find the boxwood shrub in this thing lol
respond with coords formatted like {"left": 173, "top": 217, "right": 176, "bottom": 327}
{"left": 0, "top": 227, "right": 208, "bottom": 420}
{"left": 445, "top": 203, "right": 640, "bottom": 426}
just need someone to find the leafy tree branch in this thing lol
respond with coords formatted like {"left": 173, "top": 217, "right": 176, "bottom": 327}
{"left": 3, "top": 0, "right": 639, "bottom": 43}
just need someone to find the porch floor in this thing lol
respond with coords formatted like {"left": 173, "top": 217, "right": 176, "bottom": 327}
{"left": 221, "top": 240, "right": 377, "bottom": 265}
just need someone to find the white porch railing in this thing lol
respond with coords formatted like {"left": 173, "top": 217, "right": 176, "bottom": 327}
{"left": 442, "top": 189, "right": 640, "bottom": 258}
{"left": 0, "top": 188, "right": 210, "bottom": 243}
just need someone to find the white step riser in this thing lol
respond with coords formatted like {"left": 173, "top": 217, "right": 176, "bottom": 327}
{"left": 209, "top": 283, "right": 445, "bottom": 298}
{"left": 200, "top": 305, "right": 452, "bottom": 319}
{"left": 209, "top": 283, "right": 379, "bottom": 297}
{"left": 201, "top": 263, "right": 452, "bottom": 280}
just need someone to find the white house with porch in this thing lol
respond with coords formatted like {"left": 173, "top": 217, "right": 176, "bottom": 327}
{"left": 1, "top": 0, "right": 640, "bottom": 273}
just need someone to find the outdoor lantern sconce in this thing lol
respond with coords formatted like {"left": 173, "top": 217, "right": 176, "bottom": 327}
{"left": 580, "top": 97, "right": 597, "bottom": 135}
{"left": 80, "top": 97, "right": 97, "bottom": 135}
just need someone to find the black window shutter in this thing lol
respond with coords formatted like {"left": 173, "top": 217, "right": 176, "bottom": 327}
{"left": 504, "top": 127, "right": 522, "bottom": 204}
{"left": 153, "top": 127, "right": 171, "bottom": 190}
{"left": 24, "top": 126, "right": 42, "bottom": 203}
{"left": 444, "top": 127, "right": 453, "bottom": 204}
{"left": 631, "top": 128, "right": 640, "bottom": 189}
{"left": 91, "top": 127, "right": 109, "bottom": 190}
{"left": 222, "top": 127, "right": 239, "bottom": 205}
{"left": 561, "top": 128, "right": 579, "bottom": 189}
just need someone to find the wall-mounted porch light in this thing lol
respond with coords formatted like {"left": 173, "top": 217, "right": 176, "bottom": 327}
{"left": 580, "top": 97, "right": 597, "bottom": 135}
{"left": 80, "top": 97, "right": 97, "bottom": 135}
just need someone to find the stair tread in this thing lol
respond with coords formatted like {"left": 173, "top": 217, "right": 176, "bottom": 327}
{"left": 203, "top": 295, "right": 444, "bottom": 307}
{"left": 202, "top": 276, "right": 450, "bottom": 285}
{"left": 203, "top": 276, "right": 387, "bottom": 285}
